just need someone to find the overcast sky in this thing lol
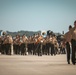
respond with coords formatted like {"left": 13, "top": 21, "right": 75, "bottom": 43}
{"left": 0, "top": 0, "right": 76, "bottom": 33}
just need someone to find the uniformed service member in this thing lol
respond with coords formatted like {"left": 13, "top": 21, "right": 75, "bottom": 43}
{"left": 64, "top": 25, "right": 72, "bottom": 64}
{"left": 70, "top": 21, "right": 76, "bottom": 65}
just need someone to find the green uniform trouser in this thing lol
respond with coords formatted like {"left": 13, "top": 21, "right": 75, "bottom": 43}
{"left": 66, "top": 42, "right": 70, "bottom": 63}
{"left": 71, "top": 39, "right": 76, "bottom": 65}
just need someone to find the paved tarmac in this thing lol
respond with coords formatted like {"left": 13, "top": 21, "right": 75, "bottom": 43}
{"left": 0, "top": 54, "right": 76, "bottom": 75}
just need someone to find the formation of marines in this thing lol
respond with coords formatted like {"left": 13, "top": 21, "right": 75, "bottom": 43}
{"left": 0, "top": 32, "right": 62, "bottom": 56}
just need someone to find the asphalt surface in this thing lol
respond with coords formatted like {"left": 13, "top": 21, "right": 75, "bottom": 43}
{"left": 0, "top": 54, "right": 76, "bottom": 75}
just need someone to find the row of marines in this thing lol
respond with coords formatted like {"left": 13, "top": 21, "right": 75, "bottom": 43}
{"left": 0, "top": 33, "right": 62, "bottom": 56}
